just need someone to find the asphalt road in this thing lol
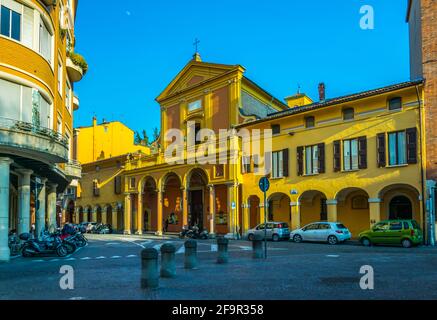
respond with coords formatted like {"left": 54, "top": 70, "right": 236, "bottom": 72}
{"left": 1, "top": 234, "right": 437, "bottom": 300}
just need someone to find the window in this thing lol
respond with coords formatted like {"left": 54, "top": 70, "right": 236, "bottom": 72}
{"left": 343, "top": 108, "right": 354, "bottom": 121}
{"left": 66, "top": 81, "right": 71, "bottom": 112}
{"left": 39, "top": 19, "right": 52, "bottom": 63}
{"left": 373, "top": 222, "right": 389, "bottom": 231}
{"left": 272, "top": 150, "right": 284, "bottom": 178}
{"left": 305, "top": 116, "right": 315, "bottom": 128}
{"left": 65, "top": 131, "right": 71, "bottom": 159}
{"left": 343, "top": 139, "right": 359, "bottom": 171}
{"left": 188, "top": 99, "right": 202, "bottom": 112}
{"left": 1, "top": 5, "right": 21, "bottom": 41}
{"left": 58, "top": 61, "right": 63, "bottom": 94}
{"left": 388, "top": 97, "right": 402, "bottom": 111}
{"left": 130, "top": 177, "right": 136, "bottom": 189}
{"left": 390, "top": 222, "right": 403, "bottom": 231}
{"left": 114, "top": 176, "right": 122, "bottom": 194}
{"left": 22, "top": 6, "right": 33, "bottom": 48}
{"left": 305, "top": 145, "right": 319, "bottom": 175}
{"left": 319, "top": 223, "right": 331, "bottom": 230}
{"left": 388, "top": 131, "right": 407, "bottom": 166}
{"left": 271, "top": 124, "right": 280, "bottom": 135}
{"left": 242, "top": 156, "right": 251, "bottom": 174}
{"left": 194, "top": 122, "right": 201, "bottom": 145}
{"left": 93, "top": 180, "right": 100, "bottom": 197}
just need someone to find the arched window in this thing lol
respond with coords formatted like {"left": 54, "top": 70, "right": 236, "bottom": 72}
{"left": 343, "top": 108, "right": 354, "bottom": 120}
{"left": 389, "top": 196, "right": 412, "bottom": 220}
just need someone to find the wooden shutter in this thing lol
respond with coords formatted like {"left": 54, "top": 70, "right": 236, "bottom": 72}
{"left": 406, "top": 128, "right": 418, "bottom": 164}
{"left": 297, "top": 147, "right": 304, "bottom": 176}
{"left": 318, "top": 143, "right": 326, "bottom": 174}
{"left": 377, "top": 133, "right": 386, "bottom": 167}
{"left": 358, "top": 136, "right": 368, "bottom": 169}
{"left": 333, "top": 140, "right": 341, "bottom": 172}
{"left": 264, "top": 151, "right": 272, "bottom": 178}
{"left": 282, "top": 149, "right": 289, "bottom": 177}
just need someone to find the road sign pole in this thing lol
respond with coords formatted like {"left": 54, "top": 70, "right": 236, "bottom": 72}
{"left": 264, "top": 189, "right": 267, "bottom": 259}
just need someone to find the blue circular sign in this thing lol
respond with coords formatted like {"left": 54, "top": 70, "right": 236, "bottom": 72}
{"left": 259, "top": 177, "right": 270, "bottom": 192}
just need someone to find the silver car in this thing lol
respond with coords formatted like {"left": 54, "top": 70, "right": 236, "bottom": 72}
{"left": 290, "top": 222, "right": 352, "bottom": 245}
{"left": 247, "top": 222, "right": 291, "bottom": 242}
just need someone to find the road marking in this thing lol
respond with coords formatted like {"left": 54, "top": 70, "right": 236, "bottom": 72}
{"left": 69, "top": 297, "right": 86, "bottom": 300}
{"left": 65, "top": 258, "right": 76, "bottom": 261}
{"left": 50, "top": 259, "right": 60, "bottom": 262}
{"left": 120, "top": 238, "right": 146, "bottom": 248}
{"left": 176, "top": 246, "right": 185, "bottom": 254}
{"left": 211, "top": 244, "right": 218, "bottom": 252}
{"left": 326, "top": 255, "right": 340, "bottom": 258}
{"left": 239, "top": 246, "right": 252, "bottom": 251}
{"left": 111, "top": 256, "right": 121, "bottom": 259}
{"left": 33, "top": 260, "right": 44, "bottom": 263}
{"left": 96, "top": 256, "right": 106, "bottom": 260}
{"left": 80, "top": 257, "right": 91, "bottom": 260}
{"left": 153, "top": 244, "right": 163, "bottom": 251}
{"left": 105, "top": 243, "right": 120, "bottom": 246}
{"left": 126, "top": 255, "right": 137, "bottom": 258}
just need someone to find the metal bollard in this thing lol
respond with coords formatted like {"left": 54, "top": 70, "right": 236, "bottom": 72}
{"left": 160, "top": 243, "right": 176, "bottom": 278}
{"left": 184, "top": 239, "right": 198, "bottom": 269}
{"left": 141, "top": 248, "right": 159, "bottom": 289}
{"left": 252, "top": 234, "right": 264, "bottom": 259}
{"left": 216, "top": 237, "right": 229, "bottom": 264}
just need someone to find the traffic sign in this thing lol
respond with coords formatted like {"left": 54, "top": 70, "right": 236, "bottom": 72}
{"left": 259, "top": 177, "right": 270, "bottom": 192}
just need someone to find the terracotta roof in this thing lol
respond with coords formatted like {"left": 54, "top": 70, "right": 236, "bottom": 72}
{"left": 236, "top": 79, "right": 424, "bottom": 128}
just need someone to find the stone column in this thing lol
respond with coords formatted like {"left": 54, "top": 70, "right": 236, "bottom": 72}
{"left": 17, "top": 169, "right": 33, "bottom": 236}
{"left": 208, "top": 185, "right": 216, "bottom": 235}
{"left": 35, "top": 178, "right": 47, "bottom": 238}
{"left": 112, "top": 204, "right": 119, "bottom": 230}
{"left": 291, "top": 201, "right": 301, "bottom": 230}
{"left": 91, "top": 208, "right": 97, "bottom": 222}
{"left": 368, "top": 198, "right": 382, "bottom": 227}
{"left": 47, "top": 183, "right": 58, "bottom": 231}
{"left": 136, "top": 193, "right": 143, "bottom": 235}
{"left": 156, "top": 189, "right": 163, "bottom": 236}
{"left": 0, "top": 158, "right": 13, "bottom": 262}
{"left": 124, "top": 193, "right": 131, "bottom": 235}
{"left": 227, "top": 183, "right": 234, "bottom": 235}
{"left": 182, "top": 188, "right": 188, "bottom": 227}
{"left": 102, "top": 209, "right": 107, "bottom": 224}
{"left": 327, "top": 200, "right": 338, "bottom": 222}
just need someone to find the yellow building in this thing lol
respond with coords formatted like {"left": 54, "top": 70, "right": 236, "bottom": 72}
{"left": 74, "top": 117, "right": 150, "bottom": 164}
{"left": 0, "top": 0, "right": 86, "bottom": 261}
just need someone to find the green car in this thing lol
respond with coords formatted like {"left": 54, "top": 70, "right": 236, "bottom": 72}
{"left": 359, "top": 220, "right": 423, "bottom": 248}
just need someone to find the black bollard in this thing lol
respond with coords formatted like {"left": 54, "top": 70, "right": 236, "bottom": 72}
{"left": 141, "top": 248, "right": 159, "bottom": 289}
{"left": 160, "top": 243, "right": 176, "bottom": 278}
{"left": 216, "top": 237, "right": 229, "bottom": 264}
{"left": 252, "top": 234, "right": 264, "bottom": 259}
{"left": 184, "top": 239, "right": 198, "bottom": 269}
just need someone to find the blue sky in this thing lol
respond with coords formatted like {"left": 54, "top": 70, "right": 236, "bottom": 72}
{"left": 73, "top": 0, "right": 411, "bottom": 134}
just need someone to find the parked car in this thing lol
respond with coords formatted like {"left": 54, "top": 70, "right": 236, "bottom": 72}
{"left": 290, "top": 222, "right": 352, "bottom": 245}
{"left": 359, "top": 219, "right": 423, "bottom": 248}
{"left": 247, "top": 222, "right": 290, "bottom": 242}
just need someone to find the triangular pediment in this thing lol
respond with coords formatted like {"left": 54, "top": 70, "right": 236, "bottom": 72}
{"left": 156, "top": 60, "right": 243, "bottom": 102}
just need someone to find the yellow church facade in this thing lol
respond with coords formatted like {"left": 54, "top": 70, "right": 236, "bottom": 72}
{"left": 116, "top": 54, "right": 427, "bottom": 240}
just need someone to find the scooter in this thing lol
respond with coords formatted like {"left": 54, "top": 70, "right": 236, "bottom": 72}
{"left": 8, "top": 230, "right": 22, "bottom": 256}
{"left": 180, "top": 225, "right": 209, "bottom": 240}
{"left": 21, "top": 233, "right": 68, "bottom": 258}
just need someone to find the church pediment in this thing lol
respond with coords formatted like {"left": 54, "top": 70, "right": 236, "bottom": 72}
{"left": 156, "top": 60, "right": 243, "bottom": 102}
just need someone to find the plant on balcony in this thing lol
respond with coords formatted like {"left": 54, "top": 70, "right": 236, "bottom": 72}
{"left": 67, "top": 51, "right": 88, "bottom": 75}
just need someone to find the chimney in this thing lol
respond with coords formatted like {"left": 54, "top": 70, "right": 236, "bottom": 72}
{"left": 92, "top": 116, "right": 97, "bottom": 127}
{"left": 318, "top": 83, "right": 326, "bottom": 101}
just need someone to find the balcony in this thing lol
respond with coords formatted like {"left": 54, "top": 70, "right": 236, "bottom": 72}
{"left": 63, "top": 159, "right": 82, "bottom": 180}
{"left": 73, "top": 94, "right": 79, "bottom": 111}
{"left": 0, "top": 117, "right": 69, "bottom": 164}
{"left": 66, "top": 52, "right": 88, "bottom": 83}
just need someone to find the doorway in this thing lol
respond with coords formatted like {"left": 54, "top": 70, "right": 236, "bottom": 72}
{"left": 189, "top": 190, "right": 203, "bottom": 229}
{"left": 389, "top": 196, "right": 413, "bottom": 220}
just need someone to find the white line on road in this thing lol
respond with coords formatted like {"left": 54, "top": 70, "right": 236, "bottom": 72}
{"left": 80, "top": 257, "right": 91, "bottom": 260}
{"left": 176, "top": 246, "right": 185, "bottom": 254}
{"left": 126, "top": 255, "right": 137, "bottom": 258}
{"left": 326, "top": 255, "right": 340, "bottom": 258}
{"left": 96, "top": 256, "right": 106, "bottom": 259}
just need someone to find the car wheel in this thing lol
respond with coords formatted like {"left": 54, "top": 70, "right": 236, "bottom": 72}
{"left": 402, "top": 239, "right": 413, "bottom": 248}
{"left": 248, "top": 234, "right": 254, "bottom": 241}
{"left": 361, "top": 237, "right": 372, "bottom": 247}
{"left": 327, "top": 235, "right": 338, "bottom": 245}
{"left": 293, "top": 234, "right": 303, "bottom": 243}
{"left": 272, "top": 234, "right": 280, "bottom": 242}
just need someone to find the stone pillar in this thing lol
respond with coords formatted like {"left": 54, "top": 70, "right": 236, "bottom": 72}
{"left": 368, "top": 198, "right": 382, "bottom": 227}
{"left": 291, "top": 201, "right": 301, "bottom": 230}
{"left": 227, "top": 183, "right": 235, "bottom": 236}
{"left": 0, "top": 158, "right": 13, "bottom": 262}
{"left": 208, "top": 185, "right": 216, "bottom": 235}
{"left": 136, "top": 193, "right": 143, "bottom": 235}
{"left": 35, "top": 178, "right": 47, "bottom": 238}
{"left": 156, "top": 189, "right": 163, "bottom": 236}
{"left": 47, "top": 183, "right": 58, "bottom": 231}
{"left": 182, "top": 188, "right": 188, "bottom": 227}
{"left": 101, "top": 210, "right": 107, "bottom": 224}
{"left": 17, "top": 169, "right": 33, "bottom": 236}
{"left": 124, "top": 193, "right": 132, "bottom": 235}
{"left": 326, "top": 200, "right": 338, "bottom": 222}
{"left": 112, "top": 204, "right": 119, "bottom": 230}
{"left": 91, "top": 208, "right": 97, "bottom": 223}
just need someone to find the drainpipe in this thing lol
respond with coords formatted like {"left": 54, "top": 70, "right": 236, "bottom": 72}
{"left": 415, "top": 85, "right": 430, "bottom": 245}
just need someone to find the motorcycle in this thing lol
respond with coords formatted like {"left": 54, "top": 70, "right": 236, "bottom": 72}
{"left": 8, "top": 230, "right": 22, "bottom": 256}
{"left": 21, "top": 232, "right": 68, "bottom": 258}
{"left": 179, "top": 225, "right": 209, "bottom": 240}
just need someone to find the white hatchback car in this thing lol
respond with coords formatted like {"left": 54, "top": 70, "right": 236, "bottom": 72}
{"left": 290, "top": 222, "right": 352, "bottom": 245}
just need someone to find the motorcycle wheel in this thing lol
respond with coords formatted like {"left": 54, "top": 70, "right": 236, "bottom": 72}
{"left": 56, "top": 245, "right": 68, "bottom": 257}
{"left": 21, "top": 244, "right": 33, "bottom": 257}
{"left": 64, "top": 242, "right": 76, "bottom": 254}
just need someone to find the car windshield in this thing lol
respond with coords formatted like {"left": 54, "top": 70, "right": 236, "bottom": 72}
{"left": 278, "top": 223, "right": 289, "bottom": 228}
{"left": 336, "top": 224, "right": 346, "bottom": 229}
